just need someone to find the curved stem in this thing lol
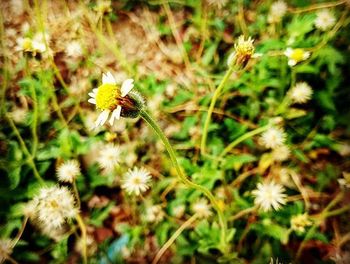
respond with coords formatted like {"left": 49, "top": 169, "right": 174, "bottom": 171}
{"left": 72, "top": 181, "right": 81, "bottom": 209}
{"left": 201, "top": 67, "right": 234, "bottom": 155}
{"left": 219, "top": 125, "right": 270, "bottom": 159}
{"left": 140, "top": 110, "right": 228, "bottom": 254}
{"left": 76, "top": 214, "right": 87, "bottom": 264}
{"left": 152, "top": 214, "right": 198, "bottom": 264}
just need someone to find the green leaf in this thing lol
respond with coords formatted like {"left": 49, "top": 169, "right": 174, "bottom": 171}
{"left": 223, "top": 154, "right": 257, "bottom": 171}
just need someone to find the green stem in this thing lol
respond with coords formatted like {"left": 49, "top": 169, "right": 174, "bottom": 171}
{"left": 6, "top": 115, "right": 44, "bottom": 185}
{"left": 201, "top": 67, "right": 234, "bottom": 155}
{"left": 76, "top": 214, "right": 87, "bottom": 264}
{"left": 219, "top": 125, "right": 270, "bottom": 159}
{"left": 140, "top": 110, "right": 229, "bottom": 254}
{"left": 152, "top": 214, "right": 198, "bottom": 264}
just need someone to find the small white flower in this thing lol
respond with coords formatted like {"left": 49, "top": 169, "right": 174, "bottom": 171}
{"left": 272, "top": 145, "right": 290, "bottom": 161}
{"left": 192, "top": 198, "right": 212, "bottom": 218}
{"left": 172, "top": 205, "right": 186, "bottom": 218}
{"left": 289, "top": 82, "right": 313, "bottom": 104}
{"left": 66, "top": 40, "right": 83, "bottom": 58}
{"left": 290, "top": 213, "right": 312, "bottom": 233}
{"left": 121, "top": 167, "right": 151, "bottom": 196}
{"left": 284, "top": 48, "right": 310, "bottom": 66}
{"left": 96, "top": 143, "right": 121, "bottom": 172}
{"left": 260, "top": 127, "right": 287, "bottom": 149}
{"left": 315, "top": 10, "right": 336, "bottom": 31}
{"left": 10, "top": 107, "right": 27, "bottom": 123}
{"left": 252, "top": 181, "right": 287, "bottom": 211}
{"left": 145, "top": 205, "right": 165, "bottom": 223}
{"left": 30, "top": 186, "right": 78, "bottom": 235}
{"left": 56, "top": 160, "right": 80, "bottom": 183}
{"left": 88, "top": 72, "right": 134, "bottom": 128}
{"left": 268, "top": 1, "right": 288, "bottom": 23}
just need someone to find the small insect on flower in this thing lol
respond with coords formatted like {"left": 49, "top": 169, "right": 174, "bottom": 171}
{"left": 315, "top": 10, "right": 336, "bottom": 31}
{"left": 284, "top": 48, "right": 310, "bottom": 67}
{"left": 260, "top": 127, "right": 287, "bottom": 149}
{"left": 289, "top": 82, "right": 313, "bottom": 104}
{"left": 29, "top": 186, "right": 78, "bottom": 235}
{"left": 252, "top": 181, "right": 287, "bottom": 212}
{"left": 96, "top": 143, "right": 121, "bottom": 172}
{"left": 56, "top": 160, "right": 81, "bottom": 183}
{"left": 121, "top": 167, "right": 152, "bottom": 196}
{"left": 290, "top": 213, "right": 312, "bottom": 233}
{"left": 268, "top": 1, "right": 288, "bottom": 23}
{"left": 192, "top": 198, "right": 212, "bottom": 218}
{"left": 88, "top": 72, "right": 144, "bottom": 128}
{"left": 228, "top": 35, "right": 255, "bottom": 69}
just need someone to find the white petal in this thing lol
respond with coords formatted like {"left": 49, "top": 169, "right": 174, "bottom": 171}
{"left": 93, "top": 88, "right": 98, "bottom": 93}
{"left": 288, "top": 59, "right": 296, "bottom": 66}
{"left": 115, "top": 105, "right": 122, "bottom": 120}
{"left": 95, "top": 110, "right": 110, "bottom": 127}
{"left": 121, "top": 79, "right": 134, "bottom": 97}
{"left": 88, "top": 92, "right": 96, "bottom": 98}
{"left": 102, "top": 72, "right": 116, "bottom": 85}
{"left": 284, "top": 48, "right": 292, "bottom": 57}
{"left": 303, "top": 52, "right": 310, "bottom": 59}
{"left": 108, "top": 106, "right": 122, "bottom": 125}
{"left": 88, "top": 98, "right": 96, "bottom": 104}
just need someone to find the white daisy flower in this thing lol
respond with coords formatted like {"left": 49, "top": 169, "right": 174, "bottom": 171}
{"left": 192, "top": 198, "right": 212, "bottom": 218}
{"left": 284, "top": 48, "right": 310, "bottom": 66}
{"left": 56, "top": 160, "right": 81, "bottom": 183}
{"left": 268, "top": 1, "right": 288, "bottom": 23}
{"left": 272, "top": 145, "right": 290, "bottom": 162}
{"left": 260, "top": 127, "right": 287, "bottom": 149}
{"left": 252, "top": 181, "right": 287, "bottom": 212}
{"left": 121, "top": 167, "right": 151, "bottom": 196}
{"left": 289, "top": 82, "right": 313, "bottom": 104}
{"left": 96, "top": 143, "right": 121, "bottom": 172}
{"left": 145, "top": 205, "right": 165, "bottom": 223}
{"left": 88, "top": 72, "right": 135, "bottom": 128}
{"left": 315, "top": 10, "right": 336, "bottom": 31}
{"left": 30, "top": 186, "right": 78, "bottom": 234}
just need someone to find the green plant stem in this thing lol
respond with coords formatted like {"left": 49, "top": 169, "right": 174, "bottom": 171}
{"left": 201, "top": 67, "right": 234, "bottom": 155}
{"left": 152, "top": 214, "right": 198, "bottom": 264}
{"left": 75, "top": 214, "right": 87, "bottom": 264}
{"left": 72, "top": 181, "right": 81, "bottom": 209}
{"left": 6, "top": 115, "right": 45, "bottom": 185}
{"left": 140, "top": 109, "right": 229, "bottom": 254}
{"left": 219, "top": 125, "right": 270, "bottom": 159}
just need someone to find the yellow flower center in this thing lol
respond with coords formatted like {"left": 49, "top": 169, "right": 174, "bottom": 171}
{"left": 22, "top": 38, "right": 33, "bottom": 51}
{"left": 95, "top": 83, "right": 120, "bottom": 110}
{"left": 290, "top": 49, "right": 305, "bottom": 62}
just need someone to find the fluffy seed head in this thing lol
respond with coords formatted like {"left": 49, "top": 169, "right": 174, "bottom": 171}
{"left": 260, "top": 127, "right": 287, "bottom": 149}
{"left": 145, "top": 205, "right": 165, "bottom": 223}
{"left": 230, "top": 35, "right": 255, "bottom": 68}
{"left": 290, "top": 82, "right": 313, "bottom": 104}
{"left": 252, "top": 181, "right": 287, "bottom": 211}
{"left": 315, "top": 10, "right": 336, "bottom": 31}
{"left": 268, "top": 1, "right": 288, "bottom": 23}
{"left": 121, "top": 167, "right": 151, "bottom": 196}
{"left": 97, "top": 143, "right": 121, "bottom": 172}
{"left": 29, "top": 186, "right": 77, "bottom": 235}
{"left": 192, "top": 198, "right": 212, "bottom": 218}
{"left": 56, "top": 160, "right": 80, "bottom": 183}
{"left": 272, "top": 145, "right": 290, "bottom": 161}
